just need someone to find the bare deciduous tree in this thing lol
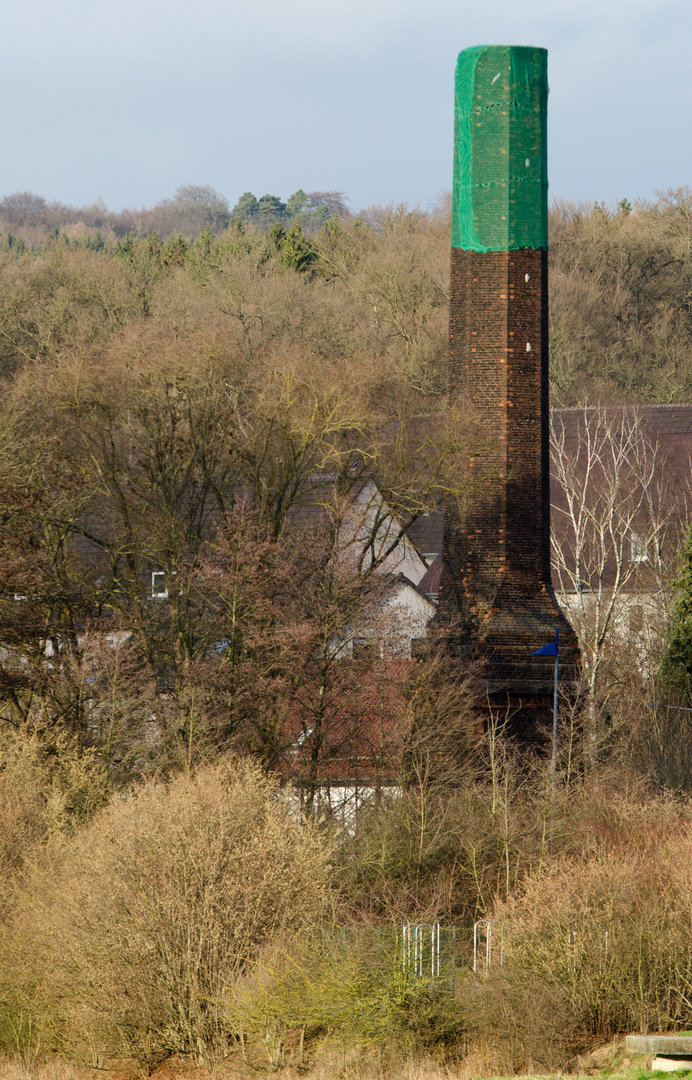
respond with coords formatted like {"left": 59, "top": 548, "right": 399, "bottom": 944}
{"left": 550, "top": 405, "right": 682, "bottom": 757}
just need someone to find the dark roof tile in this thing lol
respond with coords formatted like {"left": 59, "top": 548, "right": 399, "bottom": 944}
{"left": 418, "top": 552, "right": 442, "bottom": 597}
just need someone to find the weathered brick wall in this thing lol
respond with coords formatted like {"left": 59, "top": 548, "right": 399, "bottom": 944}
{"left": 439, "top": 248, "right": 580, "bottom": 738}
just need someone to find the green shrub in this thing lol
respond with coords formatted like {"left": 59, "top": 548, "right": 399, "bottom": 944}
{"left": 225, "top": 927, "right": 464, "bottom": 1067}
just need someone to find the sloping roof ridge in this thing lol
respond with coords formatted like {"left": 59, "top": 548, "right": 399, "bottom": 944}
{"left": 392, "top": 571, "right": 437, "bottom": 602}
{"left": 417, "top": 552, "right": 443, "bottom": 597}
{"left": 553, "top": 403, "right": 692, "bottom": 410}
{"left": 553, "top": 402, "right": 692, "bottom": 436}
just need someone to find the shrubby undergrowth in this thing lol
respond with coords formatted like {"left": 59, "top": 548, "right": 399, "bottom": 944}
{"left": 0, "top": 758, "right": 329, "bottom": 1065}
{"left": 0, "top": 732, "right": 691, "bottom": 1074}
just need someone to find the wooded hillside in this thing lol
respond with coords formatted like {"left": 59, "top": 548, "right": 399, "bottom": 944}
{"left": 2, "top": 188, "right": 692, "bottom": 403}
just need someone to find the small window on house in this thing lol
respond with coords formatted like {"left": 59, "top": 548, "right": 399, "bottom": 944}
{"left": 630, "top": 532, "right": 648, "bottom": 563}
{"left": 629, "top": 605, "right": 644, "bottom": 633}
{"left": 151, "top": 571, "right": 168, "bottom": 599}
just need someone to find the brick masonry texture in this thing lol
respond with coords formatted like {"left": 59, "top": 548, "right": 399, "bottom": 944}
{"left": 438, "top": 248, "right": 580, "bottom": 739}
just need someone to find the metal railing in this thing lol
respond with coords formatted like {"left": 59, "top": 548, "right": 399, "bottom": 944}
{"left": 473, "top": 919, "right": 505, "bottom": 974}
{"left": 401, "top": 922, "right": 443, "bottom": 978}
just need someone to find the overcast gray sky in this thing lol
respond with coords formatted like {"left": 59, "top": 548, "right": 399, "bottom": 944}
{"left": 2, "top": 0, "right": 690, "bottom": 213}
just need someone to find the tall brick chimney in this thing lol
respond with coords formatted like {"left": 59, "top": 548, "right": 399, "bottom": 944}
{"left": 437, "top": 45, "right": 580, "bottom": 738}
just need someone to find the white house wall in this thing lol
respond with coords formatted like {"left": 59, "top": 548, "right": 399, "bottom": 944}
{"left": 338, "top": 479, "right": 429, "bottom": 585}
{"left": 375, "top": 580, "right": 436, "bottom": 658}
{"left": 556, "top": 589, "right": 669, "bottom": 679}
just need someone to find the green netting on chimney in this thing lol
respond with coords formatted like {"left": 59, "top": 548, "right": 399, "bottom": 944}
{"left": 451, "top": 45, "right": 548, "bottom": 252}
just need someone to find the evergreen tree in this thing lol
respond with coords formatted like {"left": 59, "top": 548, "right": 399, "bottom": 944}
{"left": 231, "top": 192, "right": 259, "bottom": 222}
{"left": 257, "top": 194, "right": 286, "bottom": 226}
{"left": 664, "top": 523, "right": 692, "bottom": 690}
{"left": 270, "top": 222, "right": 318, "bottom": 272}
{"left": 285, "top": 189, "right": 309, "bottom": 220}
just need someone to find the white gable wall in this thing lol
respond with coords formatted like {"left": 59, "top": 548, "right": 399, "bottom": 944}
{"left": 375, "top": 579, "right": 436, "bottom": 658}
{"left": 337, "top": 479, "right": 429, "bottom": 586}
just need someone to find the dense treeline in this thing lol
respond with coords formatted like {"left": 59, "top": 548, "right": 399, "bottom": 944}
{"left": 0, "top": 184, "right": 347, "bottom": 250}
{"left": 2, "top": 188, "right": 692, "bottom": 403}
{"left": 2, "top": 191, "right": 692, "bottom": 1076}
{"left": 550, "top": 192, "right": 692, "bottom": 402}
{"left": 0, "top": 202, "right": 450, "bottom": 394}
